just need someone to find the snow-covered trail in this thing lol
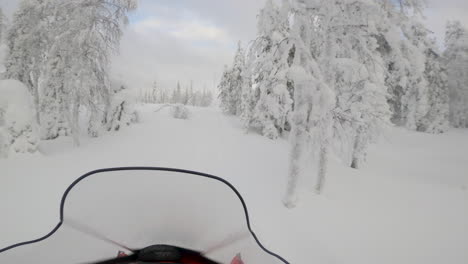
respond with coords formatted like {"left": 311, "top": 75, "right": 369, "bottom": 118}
{"left": 1, "top": 105, "right": 468, "bottom": 264}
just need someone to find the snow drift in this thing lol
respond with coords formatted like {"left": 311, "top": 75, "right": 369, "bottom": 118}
{"left": 0, "top": 79, "right": 38, "bottom": 157}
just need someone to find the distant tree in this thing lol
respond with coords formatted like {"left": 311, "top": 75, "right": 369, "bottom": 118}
{"left": 172, "top": 81, "right": 182, "bottom": 104}
{"left": 151, "top": 81, "right": 158, "bottom": 103}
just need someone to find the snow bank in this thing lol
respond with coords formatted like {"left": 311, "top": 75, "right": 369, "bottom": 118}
{"left": 0, "top": 79, "right": 38, "bottom": 157}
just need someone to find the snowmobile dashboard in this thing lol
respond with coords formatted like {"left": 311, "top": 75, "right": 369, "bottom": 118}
{"left": 90, "top": 244, "right": 221, "bottom": 264}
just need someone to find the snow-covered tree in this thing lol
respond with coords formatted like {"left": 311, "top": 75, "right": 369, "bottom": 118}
{"left": 311, "top": 0, "right": 390, "bottom": 169}
{"left": 5, "top": 0, "right": 53, "bottom": 125}
{"left": 218, "top": 66, "right": 232, "bottom": 112}
{"left": 444, "top": 21, "right": 468, "bottom": 128}
{"left": 372, "top": 0, "right": 450, "bottom": 133}
{"left": 250, "top": 0, "right": 294, "bottom": 139}
{"left": 6, "top": 0, "right": 137, "bottom": 144}
{"left": 218, "top": 42, "right": 245, "bottom": 115}
{"left": 106, "top": 83, "right": 138, "bottom": 132}
{"left": 41, "top": 0, "right": 137, "bottom": 143}
{"left": 284, "top": 0, "right": 335, "bottom": 207}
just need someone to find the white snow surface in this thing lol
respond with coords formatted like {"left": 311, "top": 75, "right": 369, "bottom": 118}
{"left": 0, "top": 104, "right": 467, "bottom": 264}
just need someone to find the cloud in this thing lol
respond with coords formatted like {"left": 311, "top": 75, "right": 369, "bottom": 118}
{"left": 133, "top": 17, "right": 230, "bottom": 44}
{"left": 110, "top": 0, "right": 251, "bottom": 92}
{"left": 111, "top": 16, "right": 234, "bottom": 92}
{"left": 170, "top": 21, "right": 229, "bottom": 43}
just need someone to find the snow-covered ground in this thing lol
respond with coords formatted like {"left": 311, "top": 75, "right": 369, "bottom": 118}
{"left": 1, "top": 105, "right": 467, "bottom": 264}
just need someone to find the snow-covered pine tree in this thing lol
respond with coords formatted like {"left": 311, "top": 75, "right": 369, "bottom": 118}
{"left": 107, "top": 83, "right": 138, "bottom": 131}
{"left": 218, "top": 65, "right": 232, "bottom": 112}
{"left": 218, "top": 42, "right": 245, "bottom": 115}
{"left": 444, "top": 21, "right": 468, "bottom": 128}
{"left": 250, "top": 0, "right": 294, "bottom": 139}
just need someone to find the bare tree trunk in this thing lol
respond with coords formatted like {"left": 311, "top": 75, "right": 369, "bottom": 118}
{"left": 315, "top": 144, "right": 328, "bottom": 194}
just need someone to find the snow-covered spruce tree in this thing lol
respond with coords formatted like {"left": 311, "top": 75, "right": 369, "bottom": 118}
{"left": 5, "top": 0, "right": 53, "bottom": 125}
{"left": 250, "top": 0, "right": 294, "bottom": 139}
{"left": 444, "top": 21, "right": 468, "bottom": 128}
{"left": 284, "top": 0, "right": 334, "bottom": 207}
{"left": 41, "top": 0, "right": 137, "bottom": 143}
{"left": 218, "top": 66, "right": 232, "bottom": 112}
{"left": 218, "top": 42, "right": 245, "bottom": 115}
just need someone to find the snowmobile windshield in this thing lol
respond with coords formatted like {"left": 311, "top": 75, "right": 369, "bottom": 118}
{"left": 0, "top": 168, "right": 289, "bottom": 264}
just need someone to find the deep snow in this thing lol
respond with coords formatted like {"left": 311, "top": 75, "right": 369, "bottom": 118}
{"left": 1, "top": 105, "right": 467, "bottom": 264}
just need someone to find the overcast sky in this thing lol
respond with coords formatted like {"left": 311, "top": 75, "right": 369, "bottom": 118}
{"left": 1, "top": 0, "right": 468, "bottom": 92}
